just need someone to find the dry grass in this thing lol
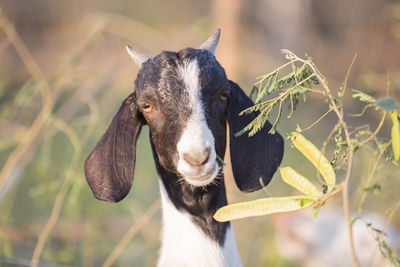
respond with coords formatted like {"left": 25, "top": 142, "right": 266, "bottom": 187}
{"left": 0, "top": 1, "right": 399, "bottom": 266}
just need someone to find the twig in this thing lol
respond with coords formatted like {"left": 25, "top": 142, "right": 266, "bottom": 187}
{"left": 30, "top": 117, "right": 81, "bottom": 267}
{"left": 355, "top": 112, "right": 387, "bottom": 151}
{"left": 342, "top": 54, "right": 357, "bottom": 96}
{"left": 355, "top": 142, "right": 391, "bottom": 217}
{"left": 30, "top": 172, "right": 73, "bottom": 267}
{"left": 0, "top": 7, "right": 54, "bottom": 192}
{"left": 385, "top": 201, "right": 400, "bottom": 228}
{"left": 102, "top": 200, "right": 161, "bottom": 267}
{"left": 321, "top": 126, "right": 338, "bottom": 154}
{"left": 300, "top": 107, "right": 334, "bottom": 133}
{"left": 255, "top": 61, "right": 293, "bottom": 81}
{"left": 313, "top": 185, "right": 343, "bottom": 209}
{"left": 286, "top": 51, "right": 360, "bottom": 266}
{"left": 348, "top": 104, "right": 375, "bottom": 117}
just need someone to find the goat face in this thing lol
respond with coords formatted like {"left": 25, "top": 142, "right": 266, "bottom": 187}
{"left": 84, "top": 29, "right": 284, "bottom": 203}
{"left": 135, "top": 48, "right": 228, "bottom": 186}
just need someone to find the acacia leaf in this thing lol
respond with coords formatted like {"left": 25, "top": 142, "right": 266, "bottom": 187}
{"left": 375, "top": 96, "right": 399, "bottom": 111}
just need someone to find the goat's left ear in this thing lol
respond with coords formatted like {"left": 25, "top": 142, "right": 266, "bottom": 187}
{"left": 227, "top": 81, "right": 284, "bottom": 192}
{"left": 84, "top": 93, "right": 143, "bottom": 202}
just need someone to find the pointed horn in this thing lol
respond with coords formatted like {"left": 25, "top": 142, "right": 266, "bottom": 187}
{"left": 125, "top": 44, "right": 150, "bottom": 67}
{"left": 198, "top": 29, "right": 221, "bottom": 54}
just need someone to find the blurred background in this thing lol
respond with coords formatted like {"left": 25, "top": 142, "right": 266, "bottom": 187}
{"left": 0, "top": 0, "right": 400, "bottom": 266}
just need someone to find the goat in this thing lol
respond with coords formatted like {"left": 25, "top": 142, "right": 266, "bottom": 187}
{"left": 84, "top": 29, "right": 284, "bottom": 267}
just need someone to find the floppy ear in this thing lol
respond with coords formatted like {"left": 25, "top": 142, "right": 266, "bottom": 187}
{"left": 84, "top": 93, "right": 143, "bottom": 202}
{"left": 227, "top": 81, "right": 284, "bottom": 192}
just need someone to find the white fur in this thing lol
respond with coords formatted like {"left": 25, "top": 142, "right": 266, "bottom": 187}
{"left": 158, "top": 59, "right": 243, "bottom": 267}
{"left": 158, "top": 183, "right": 243, "bottom": 267}
{"left": 176, "top": 59, "right": 217, "bottom": 184}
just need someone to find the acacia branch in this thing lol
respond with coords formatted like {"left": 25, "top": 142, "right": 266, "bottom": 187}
{"left": 313, "top": 185, "right": 343, "bottom": 209}
{"left": 355, "top": 112, "right": 387, "bottom": 151}
{"left": 284, "top": 50, "right": 360, "bottom": 266}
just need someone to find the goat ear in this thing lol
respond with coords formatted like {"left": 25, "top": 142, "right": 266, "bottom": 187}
{"left": 84, "top": 93, "right": 143, "bottom": 202}
{"left": 227, "top": 81, "right": 284, "bottom": 192}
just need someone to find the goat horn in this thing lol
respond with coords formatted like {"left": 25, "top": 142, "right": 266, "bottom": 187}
{"left": 198, "top": 28, "right": 221, "bottom": 54}
{"left": 125, "top": 44, "right": 150, "bottom": 67}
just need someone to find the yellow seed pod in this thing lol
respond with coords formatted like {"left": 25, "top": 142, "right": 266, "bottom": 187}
{"left": 280, "top": 167, "right": 322, "bottom": 197}
{"left": 291, "top": 132, "right": 336, "bottom": 192}
{"left": 390, "top": 111, "right": 400, "bottom": 161}
{"left": 213, "top": 196, "right": 316, "bottom": 222}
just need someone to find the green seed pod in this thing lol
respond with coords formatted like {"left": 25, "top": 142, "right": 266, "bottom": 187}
{"left": 390, "top": 111, "right": 400, "bottom": 161}
{"left": 280, "top": 167, "right": 322, "bottom": 197}
{"left": 291, "top": 132, "right": 336, "bottom": 192}
{"left": 213, "top": 196, "right": 316, "bottom": 222}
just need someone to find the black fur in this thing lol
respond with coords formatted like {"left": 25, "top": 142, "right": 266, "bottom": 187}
{"left": 84, "top": 93, "right": 143, "bottom": 202}
{"left": 228, "top": 81, "right": 284, "bottom": 192}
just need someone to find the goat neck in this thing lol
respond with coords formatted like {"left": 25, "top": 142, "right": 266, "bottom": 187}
{"left": 152, "top": 142, "right": 243, "bottom": 267}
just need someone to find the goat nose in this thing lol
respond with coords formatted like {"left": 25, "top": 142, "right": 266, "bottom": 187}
{"left": 182, "top": 147, "right": 211, "bottom": 167}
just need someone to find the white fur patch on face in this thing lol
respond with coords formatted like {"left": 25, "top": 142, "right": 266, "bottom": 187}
{"left": 176, "top": 59, "right": 218, "bottom": 185}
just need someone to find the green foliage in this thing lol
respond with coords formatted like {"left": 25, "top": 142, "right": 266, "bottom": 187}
{"left": 376, "top": 97, "right": 399, "bottom": 111}
{"left": 352, "top": 90, "right": 400, "bottom": 112}
{"left": 352, "top": 90, "right": 377, "bottom": 104}
{"left": 217, "top": 50, "right": 400, "bottom": 266}
{"left": 236, "top": 53, "right": 319, "bottom": 137}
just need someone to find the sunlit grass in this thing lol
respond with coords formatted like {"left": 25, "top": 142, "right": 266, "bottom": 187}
{"left": 0, "top": 3, "right": 399, "bottom": 267}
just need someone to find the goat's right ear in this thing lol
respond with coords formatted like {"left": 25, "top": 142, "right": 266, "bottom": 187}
{"left": 227, "top": 81, "right": 284, "bottom": 193}
{"left": 84, "top": 93, "right": 143, "bottom": 202}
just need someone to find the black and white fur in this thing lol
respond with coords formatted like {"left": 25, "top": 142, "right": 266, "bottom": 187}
{"left": 84, "top": 29, "right": 284, "bottom": 267}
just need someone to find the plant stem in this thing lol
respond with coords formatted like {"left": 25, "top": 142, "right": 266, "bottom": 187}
{"left": 0, "top": 7, "right": 54, "bottom": 193}
{"left": 289, "top": 52, "right": 360, "bottom": 267}
{"left": 355, "top": 142, "right": 391, "bottom": 217}
{"left": 300, "top": 107, "right": 334, "bottom": 133}
{"left": 102, "top": 200, "right": 160, "bottom": 267}
{"left": 355, "top": 112, "right": 387, "bottom": 151}
{"left": 313, "top": 185, "right": 343, "bottom": 209}
{"left": 313, "top": 186, "right": 343, "bottom": 209}
{"left": 31, "top": 118, "right": 81, "bottom": 267}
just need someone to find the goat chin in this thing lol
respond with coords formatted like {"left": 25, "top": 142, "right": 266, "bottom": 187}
{"left": 182, "top": 163, "right": 220, "bottom": 187}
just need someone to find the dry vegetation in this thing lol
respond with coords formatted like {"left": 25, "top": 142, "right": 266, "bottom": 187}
{"left": 0, "top": 0, "right": 400, "bottom": 266}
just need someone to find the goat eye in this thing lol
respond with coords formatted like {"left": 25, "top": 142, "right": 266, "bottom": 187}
{"left": 219, "top": 91, "right": 229, "bottom": 101}
{"left": 141, "top": 104, "right": 153, "bottom": 112}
